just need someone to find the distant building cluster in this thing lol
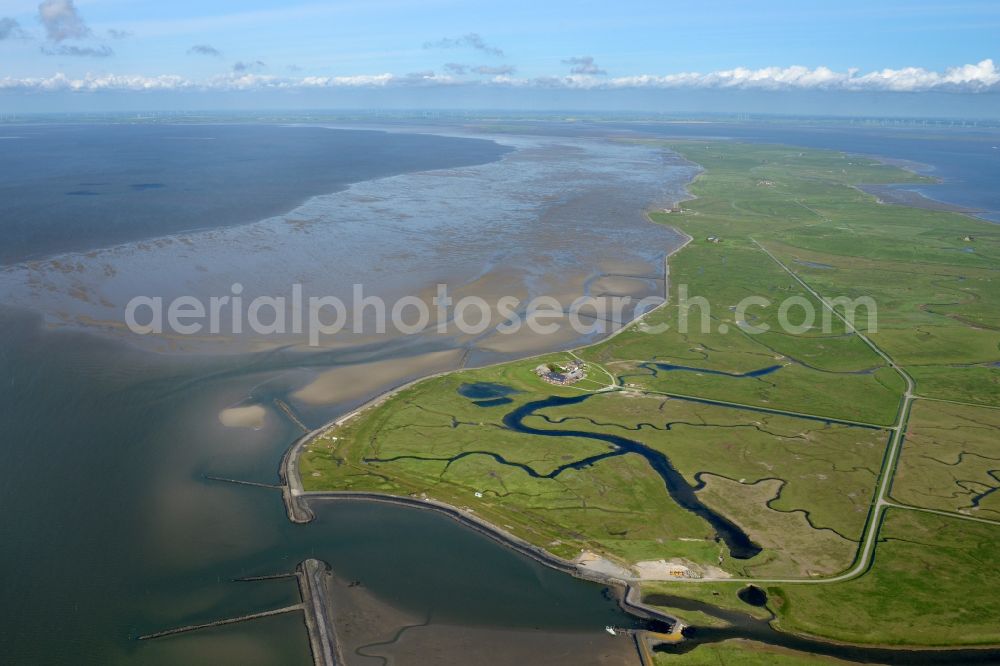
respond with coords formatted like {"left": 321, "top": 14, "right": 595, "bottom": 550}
{"left": 535, "top": 359, "right": 586, "bottom": 386}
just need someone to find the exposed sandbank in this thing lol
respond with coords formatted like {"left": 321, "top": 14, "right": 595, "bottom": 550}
{"left": 219, "top": 404, "right": 268, "bottom": 429}
{"left": 292, "top": 349, "right": 466, "bottom": 406}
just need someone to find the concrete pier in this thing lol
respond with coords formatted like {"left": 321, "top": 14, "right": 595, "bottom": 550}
{"left": 633, "top": 630, "right": 655, "bottom": 666}
{"left": 297, "top": 558, "right": 346, "bottom": 666}
{"left": 233, "top": 572, "right": 299, "bottom": 582}
{"left": 139, "top": 558, "right": 346, "bottom": 666}
{"left": 138, "top": 605, "right": 302, "bottom": 640}
{"left": 275, "top": 398, "right": 310, "bottom": 433}
{"left": 204, "top": 475, "right": 281, "bottom": 490}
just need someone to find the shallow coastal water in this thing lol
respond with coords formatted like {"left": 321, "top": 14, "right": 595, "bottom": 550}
{"left": 0, "top": 125, "right": 691, "bottom": 664}
{"left": 0, "top": 306, "right": 645, "bottom": 664}
{"left": 0, "top": 124, "right": 512, "bottom": 264}
{"left": 0, "top": 129, "right": 691, "bottom": 358}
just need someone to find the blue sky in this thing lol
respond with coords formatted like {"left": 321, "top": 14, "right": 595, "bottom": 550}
{"left": 1, "top": 0, "right": 998, "bottom": 114}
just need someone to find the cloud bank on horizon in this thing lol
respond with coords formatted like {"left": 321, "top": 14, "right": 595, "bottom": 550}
{"left": 2, "top": 59, "right": 997, "bottom": 94}
{"left": 1, "top": 0, "right": 997, "bottom": 109}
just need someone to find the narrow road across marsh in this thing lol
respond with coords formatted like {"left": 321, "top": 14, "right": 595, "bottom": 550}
{"left": 722, "top": 238, "right": 919, "bottom": 585}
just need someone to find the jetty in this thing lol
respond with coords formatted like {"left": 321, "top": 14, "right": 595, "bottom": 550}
{"left": 297, "top": 559, "right": 347, "bottom": 666}
{"left": 137, "top": 605, "right": 303, "bottom": 641}
{"left": 204, "top": 475, "right": 281, "bottom": 490}
{"left": 139, "top": 558, "right": 346, "bottom": 666}
{"left": 275, "top": 398, "right": 311, "bottom": 433}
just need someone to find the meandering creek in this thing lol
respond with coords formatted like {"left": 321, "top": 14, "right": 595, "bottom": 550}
{"left": 366, "top": 383, "right": 1000, "bottom": 663}
{"left": 368, "top": 387, "right": 763, "bottom": 559}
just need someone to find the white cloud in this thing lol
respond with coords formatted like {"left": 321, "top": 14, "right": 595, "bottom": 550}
{"left": 233, "top": 60, "right": 266, "bottom": 73}
{"left": 297, "top": 74, "right": 397, "bottom": 87}
{"left": 596, "top": 60, "right": 1000, "bottom": 93}
{"left": 38, "top": 0, "right": 90, "bottom": 42}
{"left": 849, "top": 60, "right": 1000, "bottom": 92}
{"left": 41, "top": 44, "right": 113, "bottom": 57}
{"left": 0, "top": 72, "right": 191, "bottom": 92}
{"left": 35, "top": 0, "right": 117, "bottom": 57}
{"left": 563, "top": 56, "right": 606, "bottom": 76}
{"left": 0, "top": 17, "right": 26, "bottom": 40}
{"left": 423, "top": 33, "right": 503, "bottom": 57}
{"left": 472, "top": 64, "right": 516, "bottom": 76}
{"left": 188, "top": 44, "right": 222, "bottom": 57}
{"left": 2, "top": 60, "right": 998, "bottom": 94}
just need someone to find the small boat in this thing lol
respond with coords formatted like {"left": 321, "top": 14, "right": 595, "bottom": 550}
{"left": 604, "top": 625, "right": 618, "bottom": 636}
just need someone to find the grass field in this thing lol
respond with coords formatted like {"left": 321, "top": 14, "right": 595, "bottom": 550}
{"left": 892, "top": 399, "right": 1000, "bottom": 519}
{"left": 642, "top": 510, "right": 1000, "bottom": 647}
{"left": 584, "top": 140, "right": 998, "bottom": 419}
{"left": 654, "top": 640, "right": 853, "bottom": 665}
{"left": 301, "top": 357, "right": 716, "bottom": 564}
{"left": 769, "top": 508, "right": 1000, "bottom": 646}
{"left": 301, "top": 140, "right": 1000, "bottom": 648}
{"left": 301, "top": 356, "right": 886, "bottom": 576}
{"left": 640, "top": 580, "right": 771, "bottom": 624}
{"left": 529, "top": 389, "right": 886, "bottom": 577}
